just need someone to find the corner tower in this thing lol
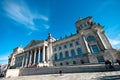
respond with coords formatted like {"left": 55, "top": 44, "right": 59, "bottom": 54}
{"left": 75, "top": 16, "right": 117, "bottom": 63}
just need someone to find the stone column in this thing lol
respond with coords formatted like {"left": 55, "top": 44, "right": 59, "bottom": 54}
{"left": 46, "top": 46, "right": 49, "bottom": 62}
{"left": 67, "top": 42, "right": 72, "bottom": 57}
{"left": 102, "top": 31, "right": 112, "bottom": 49}
{"left": 38, "top": 47, "right": 40, "bottom": 63}
{"left": 22, "top": 56, "right": 25, "bottom": 68}
{"left": 25, "top": 52, "right": 29, "bottom": 67}
{"left": 29, "top": 50, "right": 32, "bottom": 65}
{"left": 42, "top": 45, "right": 45, "bottom": 62}
{"left": 73, "top": 41, "right": 78, "bottom": 56}
{"left": 82, "top": 35, "right": 91, "bottom": 54}
{"left": 33, "top": 49, "right": 37, "bottom": 64}
{"left": 97, "top": 31, "right": 107, "bottom": 49}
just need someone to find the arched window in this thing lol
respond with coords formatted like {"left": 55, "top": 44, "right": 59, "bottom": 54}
{"left": 91, "top": 45, "right": 99, "bottom": 53}
{"left": 59, "top": 52, "right": 63, "bottom": 60}
{"left": 65, "top": 51, "right": 69, "bottom": 59}
{"left": 71, "top": 49, "right": 76, "bottom": 58}
{"left": 77, "top": 48, "right": 83, "bottom": 56}
{"left": 54, "top": 54, "right": 57, "bottom": 61}
{"left": 87, "top": 36, "right": 95, "bottom": 42}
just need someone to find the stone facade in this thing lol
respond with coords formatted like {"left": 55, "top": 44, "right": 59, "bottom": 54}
{"left": 8, "top": 16, "right": 119, "bottom": 69}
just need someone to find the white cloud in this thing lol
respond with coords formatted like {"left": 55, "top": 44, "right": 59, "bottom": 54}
{"left": 109, "top": 39, "right": 120, "bottom": 45}
{"left": 3, "top": 1, "right": 49, "bottom": 31}
{"left": 0, "top": 60, "right": 8, "bottom": 64}
{"left": 27, "top": 32, "right": 32, "bottom": 36}
{"left": 109, "top": 38, "right": 120, "bottom": 49}
{"left": 43, "top": 24, "right": 50, "bottom": 29}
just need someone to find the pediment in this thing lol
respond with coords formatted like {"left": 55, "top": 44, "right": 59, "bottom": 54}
{"left": 24, "top": 40, "right": 44, "bottom": 49}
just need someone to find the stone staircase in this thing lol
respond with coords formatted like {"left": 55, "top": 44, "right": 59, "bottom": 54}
{"left": 2, "top": 71, "right": 120, "bottom": 80}
{"left": 3, "top": 63, "right": 120, "bottom": 80}
{"left": 20, "top": 64, "right": 120, "bottom": 76}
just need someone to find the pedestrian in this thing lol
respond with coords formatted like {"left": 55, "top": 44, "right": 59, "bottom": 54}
{"left": 116, "top": 59, "right": 120, "bottom": 65}
{"left": 59, "top": 70, "right": 63, "bottom": 76}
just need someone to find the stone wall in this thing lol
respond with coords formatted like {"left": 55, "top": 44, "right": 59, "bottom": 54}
{"left": 20, "top": 64, "right": 120, "bottom": 76}
{"left": 5, "top": 64, "right": 120, "bottom": 78}
{"left": 6, "top": 69, "right": 20, "bottom": 78}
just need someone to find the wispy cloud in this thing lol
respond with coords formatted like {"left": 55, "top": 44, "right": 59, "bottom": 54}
{"left": 0, "top": 56, "right": 8, "bottom": 61}
{"left": 3, "top": 0, "right": 49, "bottom": 31}
{"left": 0, "top": 56, "right": 8, "bottom": 64}
{"left": 27, "top": 32, "right": 32, "bottom": 36}
{"left": 109, "top": 36, "right": 120, "bottom": 49}
{"left": 109, "top": 39, "right": 120, "bottom": 45}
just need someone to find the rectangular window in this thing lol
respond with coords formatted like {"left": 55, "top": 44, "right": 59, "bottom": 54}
{"left": 97, "top": 56, "right": 104, "bottom": 62}
{"left": 54, "top": 48, "right": 56, "bottom": 51}
{"left": 91, "top": 45, "right": 99, "bottom": 53}
{"left": 70, "top": 43, "right": 73, "bottom": 47}
{"left": 64, "top": 45, "right": 67, "bottom": 48}
{"left": 59, "top": 47, "right": 62, "bottom": 50}
{"left": 75, "top": 41, "right": 79, "bottom": 45}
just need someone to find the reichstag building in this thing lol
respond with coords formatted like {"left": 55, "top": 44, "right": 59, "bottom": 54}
{"left": 8, "top": 16, "right": 118, "bottom": 68}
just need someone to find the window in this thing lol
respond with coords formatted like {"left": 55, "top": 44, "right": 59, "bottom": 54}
{"left": 64, "top": 45, "right": 67, "bottom": 49}
{"left": 97, "top": 56, "right": 104, "bottom": 62}
{"left": 70, "top": 43, "right": 73, "bottom": 47}
{"left": 65, "top": 51, "right": 69, "bottom": 59}
{"left": 80, "top": 24, "right": 83, "bottom": 28}
{"left": 80, "top": 60, "right": 84, "bottom": 64}
{"left": 91, "top": 45, "right": 99, "bottom": 53}
{"left": 54, "top": 48, "right": 56, "bottom": 51}
{"left": 84, "top": 23, "right": 87, "bottom": 26}
{"left": 59, "top": 47, "right": 62, "bottom": 50}
{"left": 87, "top": 21, "right": 90, "bottom": 25}
{"left": 75, "top": 41, "right": 79, "bottom": 45}
{"left": 71, "top": 49, "right": 76, "bottom": 58}
{"left": 87, "top": 36, "right": 95, "bottom": 42}
{"left": 77, "top": 48, "right": 83, "bottom": 56}
{"left": 73, "top": 61, "right": 76, "bottom": 64}
{"left": 54, "top": 54, "right": 57, "bottom": 61}
{"left": 59, "top": 52, "right": 63, "bottom": 60}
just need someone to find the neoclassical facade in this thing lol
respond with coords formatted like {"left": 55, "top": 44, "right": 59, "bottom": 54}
{"left": 8, "top": 16, "right": 118, "bottom": 69}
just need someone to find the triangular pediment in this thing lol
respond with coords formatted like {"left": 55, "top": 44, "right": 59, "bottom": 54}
{"left": 24, "top": 40, "right": 44, "bottom": 49}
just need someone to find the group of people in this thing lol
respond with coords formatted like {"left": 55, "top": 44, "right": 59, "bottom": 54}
{"left": 105, "top": 59, "right": 120, "bottom": 70}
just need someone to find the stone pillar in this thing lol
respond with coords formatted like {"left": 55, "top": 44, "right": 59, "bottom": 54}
{"left": 29, "top": 50, "right": 32, "bottom": 65}
{"left": 97, "top": 31, "right": 107, "bottom": 49}
{"left": 68, "top": 43, "right": 72, "bottom": 57}
{"left": 25, "top": 52, "right": 29, "bottom": 67}
{"left": 22, "top": 56, "right": 25, "bottom": 68}
{"left": 102, "top": 31, "right": 112, "bottom": 49}
{"left": 73, "top": 41, "right": 78, "bottom": 56}
{"left": 33, "top": 49, "right": 37, "bottom": 64}
{"left": 82, "top": 35, "right": 91, "bottom": 54}
{"left": 46, "top": 46, "right": 49, "bottom": 62}
{"left": 42, "top": 45, "right": 45, "bottom": 62}
{"left": 38, "top": 47, "right": 40, "bottom": 63}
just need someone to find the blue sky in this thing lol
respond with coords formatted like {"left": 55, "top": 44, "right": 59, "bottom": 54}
{"left": 0, "top": 0, "right": 120, "bottom": 64}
